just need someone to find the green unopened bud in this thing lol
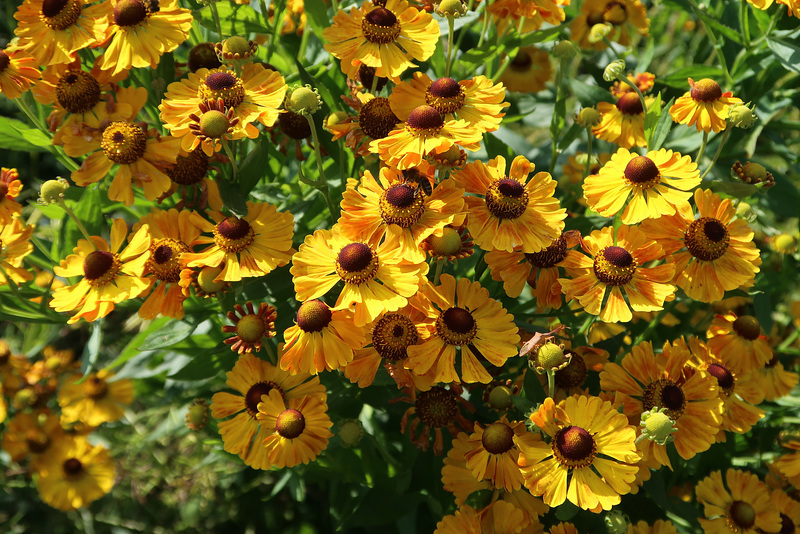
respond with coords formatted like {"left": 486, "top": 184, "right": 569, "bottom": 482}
{"left": 534, "top": 343, "right": 568, "bottom": 372}
{"left": 39, "top": 178, "right": 69, "bottom": 205}
{"left": 589, "top": 23, "right": 613, "bottom": 44}
{"left": 185, "top": 398, "right": 209, "bottom": 431}
{"left": 436, "top": 0, "right": 468, "bottom": 17}
{"left": 488, "top": 385, "right": 514, "bottom": 411}
{"left": 603, "top": 59, "right": 626, "bottom": 82}
{"left": 338, "top": 419, "right": 365, "bottom": 448}
{"left": 575, "top": 107, "right": 602, "bottom": 128}
{"left": 732, "top": 161, "right": 774, "bottom": 189}
{"left": 604, "top": 510, "right": 629, "bottom": 534}
{"left": 553, "top": 40, "right": 579, "bottom": 59}
{"left": 728, "top": 103, "right": 757, "bottom": 129}
{"left": 324, "top": 110, "right": 350, "bottom": 132}
{"left": 638, "top": 407, "right": 678, "bottom": 445}
{"left": 735, "top": 201, "right": 757, "bottom": 222}
{"left": 286, "top": 85, "right": 322, "bottom": 116}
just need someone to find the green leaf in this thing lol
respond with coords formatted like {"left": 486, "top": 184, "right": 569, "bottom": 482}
{"left": 0, "top": 116, "right": 51, "bottom": 152}
{"left": 194, "top": 3, "right": 265, "bottom": 36}
{"left": 219, "top": 178, "right": 249, "bottom": 217}
{"left": 643, "top": 91, "right": 662, "bottom": 146}
{"left": 648, "top": 97, "right": 674, "bottom": 152}
{"left": 80, "top": 320, "right": 103, "bottom": 377}
{"left": 706, "top": 180, "right": 762, "bottom": 199}
{"left": 767, "top": 38, "right": 800, "bottom": 74}
{"left": 568, "top": 78, "right": 615, "bottom": 107}
{"left": 238, "top": 136, "right": 271, "bottom": 195}
{"left": 108, "top": 317, "right": 170, "bottom": 369}
{"left": 460, "top": 45, "right": 503, "bottom": 69}
{"left": 522, "top": 362, "right": 545, "bottom": 404}
{"left": 659, "top": 66, "right": 724, "bottom": 88}
{"left": 558, "top": 123, "right": 583, "bottom": 151}
{"left": 168, "top": 348, "right": 236, "bottom": 381}
{"left": 138, "top": 319, "right": 198, "bottom": 351}
{"left": 59, "top": 186, "right": 105, "bottom": 260}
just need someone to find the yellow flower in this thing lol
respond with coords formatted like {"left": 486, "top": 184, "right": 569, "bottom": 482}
{"left": 405, "top": 274, "right": 520, "bottom": 385}
{"left": 669, "top": 78, "right": 743, "bottom": 133}
{"left": 183, "top": 201, "right": 295, "bottom": 283}
{"left": 593, "top": 93, "right": 656, "bottom": 148}
{"left": 0, "top": 168, "right": 23, "bottom": 224}
{"left": 464, "top": 416, "right": 529, "bottom": 492}
{"left": 323, "top": 0, "right": 440, "bottom": 80}
{"left": 290, "top": 225, "right": 428, "bottom": 327}
{"left": 696, "top": 469, "right": 781, "bottom": 534}
{"left": 559, "top": 225, "right": 675, "bottom": 323}
{"left": 498, "top": 46, "right": 553, "bottom": 93}
{"left": 452, "top": 155, "right": 566, "bottom": 253}
{"left": 100, "top": 0, "right": 193, "bottom": 75}
{"left": 0, "top": 46, "right": 41, "bottom": 99}
{"left": 583, "top": 147, "right": 700, "bottom": 224}
{"left": 50, "top": 219, "right": 151, "bottom": 324}
{"left": 13, "top": 0, "right": 110, "bottom": 66}
{"left": 256, "top": 389, "right": 334, "bottom": 468}
{"left": 0, "top": 217, "right": 34, "bottom": 287}
{"left": 517, "top": 395, "right": 640, "bottom": 511}
{"left": 389, "top": 73, "right": 509, "bottom": 134}
{"left": 34, "top": 436, "right": 115, "bottom": 511}
{"left": 706, "top": 313, "right": 772, "bottom": 374}
{"left": 570, "top": 0, "right": 649, "bottom": 50}
{"left": 58, "top": 369, "right": 134, "bottom": 426}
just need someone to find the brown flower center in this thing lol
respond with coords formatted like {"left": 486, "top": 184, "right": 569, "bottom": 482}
{"left": 83, "top": 250, "right": 121, "bottom": 286}
{"left": 624, "top": 156, "right": 660, "bottom": 186}
{"left": 603, "top": 1, "right": 628, "bottom": 25}
{"left": 436, "top": 306, "right": 477, "bottom": 346}
{"left": 335, "top": 242, "right": 379, "bottom": 284}
{"left": 62, "top": 458, "right": 83, "bottom": 476}
{"left": 279, "top": 110, "right": 312, "bottom": 140}
{"left": 553, "top": 426, "right": 596, "bottom": 467}
{"left": 485, "top": 178, "right": 529, "bottom": 220}
{"left": 56, "top": 70, "right": 101, "bottom": 115}
{"left": 707, "top": 363, "right": 735, "bottom": 391}
{"left": 481, "top": 422, "right": 515, "bottom": 454}
{"left": 147, "top": 238, "right": 189, "bottom": 282}
{"left": 593, "top": 246, "right": 635, "bottom": 286}
{"left": 113, "top": 0, "right": 148, "bottom": 27}
{"left": 214, "top": 216, "right": 255, "bottom": 253}
{"left": 25, "top": 431, "right": 51, "bottom": 454}
{"left": 414, "top": 386, "right": 458, "bottom": 428}
{"left": 167, "top": 148, "right": 209, "bottom": 186}
{"left": 407, "top": 105, "right": 445, "bottom": 131}
{"left": 358, "top": 65, "right": 387, "bottom": 93}
{"left": 642, "top": 378, "right": 686, "bottom": 419}
{"left": 426, "top": 78, "right": 466, "bottom": 115}
{"left": 83, "top": 374, "right": 108, "bottom": 399}
{"left": 732, "top": 315, "right": 761, "bottom": 340}
{"left": 199, "top": 70, "right": 246, "bottom": 109}
{"left": 691, "top": 78, "right": 723, "bottom": 102}
{"left": 188, "top": 42, "right": 222, "bottom": 73}
{"left": 779, "top": 513, "right": 795, "bottom": 534}
{"left": 358, "top": 97, "right": 400, "bottom": 139}
{"left": 525, "top": 233, "right": 568, "bottom": 268}
{"left": 685, "top": 217, "right": 730, "bottom": 261}
{"left": 296, "top": 300, "right": 333, "bottom": 333}
{"left": 728, "top": 500, "right": 756, "bottom": 529}
{"left": 510, "top": 51, "right": 533, "bottom": 71}
{"left": 0, "top": 51, "right": 9, "bottom": 73}
{"left": 276, "top": 409, "right": 306, "bottom": 439}
{"left": 372, "top": 313, "right": 418, "bottom": 362}
{"left": 101, "top": 121, "right": 148, "bottom": 164}
{"left": 244, "top": 381, "right": 283, "bottom": 416}
{"left": 554, "top": 352, "right": 587, "bottom": 388}
{"left": 41, "top": 0, "right": 82, "bottom": 30}
{"left": 616, "top": 92, "right": 644, "bottom": 115}
{"left": 362, "top": 7, "right": 401, "bottom": 44}
{"left": 379, "top": 184, "right": 425, "bottom": 228}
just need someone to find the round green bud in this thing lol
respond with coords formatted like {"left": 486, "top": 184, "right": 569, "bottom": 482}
{"left": 603, "top": 59, "right": 627, "bottom": 82}
{"left": 436, "top": 0, "right": 468, "bottom": 17}
{"left": 728, "top": 103, "right": 757, "bottom": 129}
{"left": 589, "top": 23, "right": 613, "bottom": 44}
{"left": 576, "top": 107, "right": 602, "bottom": 127}
{"left": 39, "top": 178, "right": 69, "bottom": 205}
{"left": 535, "top": 343, "right": 567, "bottom": 371}
{"left": 639, "top": 407, "right": 677, "bottom": 445}
{"left": 287, "top": 85, "right": 322, "bottom": 116}
{"left": 553, "top": 40, "right": 579, "bottom": 59}
{"left": 338, "top": 419, "right": 365, "bottom": 448}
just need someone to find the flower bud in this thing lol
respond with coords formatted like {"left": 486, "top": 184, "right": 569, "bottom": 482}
{"left": 39, "top": 178, "right": 69, "bottom": 205}
{"left": 735, "top": 201, "right": 757, "bottom": 222}
{"left": 324, "top": 110, "right": 350, "bottom": 132}
{"left": 589, "top": 23, "right": 613, "bottom": 44}
{"left": 286, "top": 85, "right": 322, "bottom": 116}
{"left": 575, "top": 107, "right": 602, "bottom": 127}
{"left": 337, "top": 419, "right": 365, "bottom": 448}
{"left": 185, "top": 398, "right": 209, "bottom": 431}
{"left": 604, "top": 510, "right": 629, "bottom": 534}
{"left": 638, "top": 407, "right": 678, "bottom": 445}
{"left": 552, "top": 40, "right": 579, "bottom": 59}
{"left": 727, "top": 103, "right": 757, "bottom": 129}
{"left": 533, "top": 342, "right": 569, "bottom": 372}
{"left": 732, "top": 161, "right": 774, "bottom": 188}
{"left": 436, "top": 0, "right": 468, "bottom": 18}
{"left": 603, "top": 59, "right": 626, "bottom": 82}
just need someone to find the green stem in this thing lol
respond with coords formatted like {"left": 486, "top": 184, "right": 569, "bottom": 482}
{"left": 304, "top": 114, "right": 340, "bottom": 222}
{"left": 633, "top": 300, "right": 678, "bottom": 346}
{"left": 699, "top": 128, "right": 731, "bottom": 180}
{"left": 370, "top": 73, "right": 379, "bottom": 95}
{"left": 583, "top": 130, "right": 594, "bottom": 179}
{"left": 330, "top": 0, "right": 338, "bottom": 12}
{"left": 617, "top": 75, "right": 648, "bottom": 119}
{"left": 548, "top": 58, "right": 567, "bottom": 173}
{"left": 15, "top": 99, "right": 79, "bottom": 172}
{"left": 546, "top": 369, "right": 555, "bottom": 400}
{"left": 58, "top": 200, "right": 96, "bottom": 248}
{"left": 445, "top": 17, "right": 455, "bottom": 78}
{"left": 695, "top": 131, "right": 709, "bottom": 163}
{"left": 687, "top": 0, "right": 733, "bottom": 85}
{"left": 266, "top": 0, "right": 287, "bottom": 63}
{"left": 739, "top": 0, "right": 751, "bottom": 48}
{"left": 433, "top": 258, "right": 444, "bottom": 285}
{"left": 209, "top": 1, "right": 223, "bottom": 39}
{"left": 221, "top": 138, "right": 239, "bottom": 181}
{"left": 477, "top": 0, "right": 492, "bottom": 48}
{"left": 263, "top": 340, "right": 277, "bottom": 366}
{"left": 753, "top": 8, "right": 782, "bottom": 46}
